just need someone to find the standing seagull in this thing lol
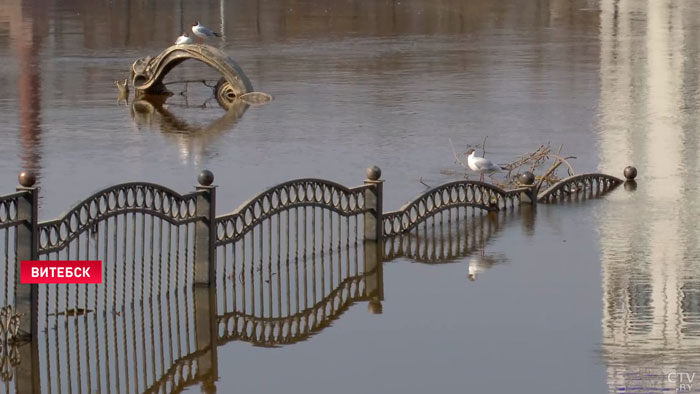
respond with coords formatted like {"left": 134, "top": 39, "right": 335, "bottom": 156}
{"left": 466, "top": 148, "right": 502, "bottom": 182}
{"left": 175, "top": 32, "right": 194, "bottom": 45}
{"left": 191, "top": 21, "right": 221, "bottom": 42}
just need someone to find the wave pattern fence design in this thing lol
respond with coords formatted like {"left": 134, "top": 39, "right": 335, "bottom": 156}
{"left": 0, "top": 166, "right": 626, "bottom": 393}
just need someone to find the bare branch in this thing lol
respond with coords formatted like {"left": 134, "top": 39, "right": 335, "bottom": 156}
{"left": 417, "top": 177, "right": 432, "bottom": 189}
{"left": 449, "top": 138, "right": 469, "bottom": 169}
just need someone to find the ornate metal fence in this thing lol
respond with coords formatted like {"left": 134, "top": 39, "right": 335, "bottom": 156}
{"left": 213, "top": 177, "right": 380, "bottom": 347}
{"left": 537, "top": 173, "right": 623, "bottom": 203}
{"left": 383, "top": 205, "right": 521, "bottom": 264}
{"left": 0, "top": 164, "right": 634, "bottom": 393}
{"left": 382, "top": 180, "right": 531, "bottom": 238}
{"left": 0, "top": 193, "right": 25, "bottom": 313}
{"left": 29, "top": 180, "right": 210, "bottom": 394}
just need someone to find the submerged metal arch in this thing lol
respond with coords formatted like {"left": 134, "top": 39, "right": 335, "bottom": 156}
{"left": 382, "top": 180, "right": 528, "bottom": 238}
{"left": 131, "top": 44, "right": 253, "bottom": 101}
{"left": 537, "top": 173, "right": 623, "bottom": 203}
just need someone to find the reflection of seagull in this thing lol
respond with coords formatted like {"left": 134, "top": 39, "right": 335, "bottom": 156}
{"left": 467, "top": 245, "right": 508, "bottom": 281}
{"left": 175, "top": 32, "right": 193, "bottom": 45}
{"left": 466, "top": 148, "right": 502, "bottom": 182}
{"left": 468, "top": 256, "right": 496, "bottom": 281}
{"left": 192, "top": 21, "right": 221, "bottom": 42}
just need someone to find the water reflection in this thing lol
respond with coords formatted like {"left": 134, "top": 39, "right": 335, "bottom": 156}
{"left": 467, "top": 249, "right": 507, "bottom": 282}
{"left": 130, "top": 94, "right": 248, "bottom": 164}
{"left": 384, "top": 207, "right": 522, "bottom": 285}
{"left": 597, "top": 0, "right": 700, "bottom": 391}
{"left": 0, "top": 0, "right": 48, "bottom": 176}
{"left": 2, "top": 0, "right": 699, "bottom": 391}
{"left": 0, "top": 201, "right": 525, "bottom": 393}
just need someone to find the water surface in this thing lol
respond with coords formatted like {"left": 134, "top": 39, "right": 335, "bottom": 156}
{"left": 0, "top": 0, "right": 698, "bottom": 393}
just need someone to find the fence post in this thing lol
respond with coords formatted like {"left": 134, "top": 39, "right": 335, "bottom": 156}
{"left": 15, "top": 171, "right": 38, "bottom": 338}
{"left": 517, "top": 171, "right": 538, "bottom": 205}
{"left": 363, "top": 166, "right": 384, "bottom": 314}
{"left": 363, "top": 166, "right": 383, "bottom": 242}
{"left": 14, "top": 171, "right": 41, "bottom": 394}
{"left": 193, "top": 285, "right": 218, "bottom": 393}
{"left": 364, "top": 244, "right": 384, "bottom": 315}
{"left": 194, "top": 170, "right": 216, "bottom": 286}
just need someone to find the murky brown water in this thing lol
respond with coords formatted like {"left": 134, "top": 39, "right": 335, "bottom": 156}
{"left": 1, "top": 0, "right": 699, "bottom": 393}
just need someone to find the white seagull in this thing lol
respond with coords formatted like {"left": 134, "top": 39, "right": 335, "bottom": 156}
{"left": 191, "top": 21, "right": 221, "bottom": 42}
{"left": 466, "top": 148, "right": 502, "bottom": 182}
{"left": 175, "top": 32, "right": 194, "bottom": 45}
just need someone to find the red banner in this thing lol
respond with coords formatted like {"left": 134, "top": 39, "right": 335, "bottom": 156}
{"left": 21, "top": 261, "right": 102, "bottom": 284}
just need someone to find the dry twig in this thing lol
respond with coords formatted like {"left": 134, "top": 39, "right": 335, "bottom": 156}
{"left": 447, "top": 139, "right": 578, "bottom": 190}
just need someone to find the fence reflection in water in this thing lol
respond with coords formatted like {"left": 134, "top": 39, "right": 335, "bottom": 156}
{"left": 0, "top": 165, "right": 627, "bottom": 393}
{"left": 216, "top": 208, "right": 371, "bottom": 346}
{"left": 384, "top": 207, "right": 508, "bottom": 264}
{"left": 36, "top": 184, "right": 202, "bottom": 394}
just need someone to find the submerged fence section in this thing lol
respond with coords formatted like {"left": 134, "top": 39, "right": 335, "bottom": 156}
{"left": 33, "top": 183, "right": 204, "bottom": 394}
{"left": 0, "top": 165, "right": 631, "bottom": 393}
{"left": 213, "top": 178, "right": 380, "bottom": 346}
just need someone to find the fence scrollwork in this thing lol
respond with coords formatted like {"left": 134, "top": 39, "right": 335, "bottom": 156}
{"left": 382, "top": 180, "right": 528, "bottom": 238}
{"left": 537, "top": 173, "right": 623, "bottom": 203}
{"left": 0, "top": 306, "right": 22, "bottom": 383}
{"left": 0, "top": 165, "right": 633, "bottom": 392}
{"left": 0, "top": 193, "right": 22, "bottom": 230}
{"left": 37, "top": 182, "right": 201, "bottom": 254}
{"left": 215, "top": 179, "right": 371, "bottom": 246}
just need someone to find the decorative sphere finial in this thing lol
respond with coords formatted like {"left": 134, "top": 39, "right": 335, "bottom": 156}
{"left": 18, "top": 171, "right": 36, "bottom": 187}
{"left": 366, "top": 166, "right": 381, "bottom": 181}
{"left": 624, "top": 166, "right": 637, "bottom": 181}
{"left": 198, "top": 170, "right": 214, "bottom": 186}
{"left": 519, "top": 171, "right": 535, "bottom": 185}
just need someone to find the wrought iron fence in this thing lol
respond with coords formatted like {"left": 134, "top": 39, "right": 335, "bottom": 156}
{"left": 382, "top": 180, "right": 531, "bottom": 238}
{"left": 0, "top": 164, "right": 633, "bottom": 393}
{"left": 383, "top": 205, "right": 522, "bottom": 264}
{"left": 0, "top": 193, "right": 24, "bottom": 311}
{"left": 213, "top": 177, "right": 380, "bottom": 347}
{"left": 537, "top": 173, "right": 623, "bottom": 203}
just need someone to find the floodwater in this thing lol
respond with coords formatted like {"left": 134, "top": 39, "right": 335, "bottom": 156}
{"left": 0, "top": 0, "right": 699, "bottom": 393}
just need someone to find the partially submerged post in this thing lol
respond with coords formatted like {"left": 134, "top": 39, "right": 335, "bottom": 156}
{"left": 193, "top": 285, "right": 218, "bottom": 391}
{"left": 194, "top": 170, "right": 216, "bottom": 286}
{"left": 14, "top": 171, "right": 40, "bottom": 394}
{"left": 15, "top": 171, "right": 38, "bottom": 338}
{"left": 518, "top": 171, "right": 537, "bottom": 205}
{"left": 363, "top": 165, "right": 383, "bottom": 241}
{"left": 363, "top": 166, "right": 384, "bottom": 313}
{"left": 624, "top": 166, "right": 638, "bottom": 191}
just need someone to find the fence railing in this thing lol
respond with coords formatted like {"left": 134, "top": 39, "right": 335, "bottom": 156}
{"left": 537, "top": 173, "right": 623, "bottom": 203}
{"left": 382, "top": 180, "right": 531, "bottom": 238}
{"left": 0, "top": 165, "right": 633, "bottom": 393}
{"left": 0, "top": 166, "right": 633, "bottom": 337}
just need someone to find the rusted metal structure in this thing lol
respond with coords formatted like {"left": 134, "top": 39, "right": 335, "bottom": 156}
{"left": 130, "top": 44, "right": 253, "bottom": 110}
